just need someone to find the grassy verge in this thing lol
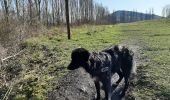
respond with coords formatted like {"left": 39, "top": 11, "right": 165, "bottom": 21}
{"left": 0, "top": 25, "right": 124, "bottom": 99}
{"left": 119, "top": 19, "right": 170, "bottom": 99}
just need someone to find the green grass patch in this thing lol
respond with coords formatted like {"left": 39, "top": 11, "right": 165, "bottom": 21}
{"left": 5, "top": 25, "right": 123, "bottom": 99}
{"left": 119, "top": 19, "right": 170, "bottom": 99}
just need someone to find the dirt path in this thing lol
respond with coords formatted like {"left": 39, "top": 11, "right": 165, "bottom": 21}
{"left": 48, "top": 39, "right": 143, "bottom": 100}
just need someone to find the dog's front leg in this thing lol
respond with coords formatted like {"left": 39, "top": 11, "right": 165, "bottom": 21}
{"left": 94, "top": 80, "right": 100, "bottom": 100}
{"left": 103, "top": 77, "right": 112, "bottom": 100}
{"left": 120, "top": 76, "right": 129, "bottom": 97}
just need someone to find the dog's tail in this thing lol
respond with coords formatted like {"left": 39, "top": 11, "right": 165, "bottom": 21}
{"left": 131, "top": 58, "right": 137, "bottom": 76}
{"left": 122, "top": 47, "right": 137, "bottom": 76}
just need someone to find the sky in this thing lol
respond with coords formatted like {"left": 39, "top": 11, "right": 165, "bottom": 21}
{"left": 94, "top": 0, "right": 170, "bottom": 16}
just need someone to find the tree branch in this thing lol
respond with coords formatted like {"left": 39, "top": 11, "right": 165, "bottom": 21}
{"left": 1, "top": 50, "right": 24, "bottom": 63}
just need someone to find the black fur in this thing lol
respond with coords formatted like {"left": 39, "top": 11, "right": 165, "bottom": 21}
{"left": 68, "top": 45, "right": 136, "bottom": 100}
{"left": 103, "top": 45, "right": 135, "bottom": 97}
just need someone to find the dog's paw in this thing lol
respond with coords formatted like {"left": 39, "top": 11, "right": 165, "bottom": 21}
{"left": 92, "top": 97, "right": 100, "bottom": 100}
{"left": 92, "top": 95, "right": 100, "bottom": 100}
{"left": 119, "top": 92, "right": 125, "bottom": 98}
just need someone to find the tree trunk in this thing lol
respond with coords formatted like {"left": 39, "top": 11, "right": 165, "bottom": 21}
{"left": 3, "top": 0, "right": 9, "bottom": 23}
{"left": 15, "top": 0, "right": 20, "bottom": 20}
{"left": 38, "top": 0, "right": 41, "bottom": 21}
{"left": 44, "top": 0, "right": 48, "bottom": 26}
{"left": 28, "top": 0, "right": 33, "bottom": 24}
{"left": 65, "top": 0, "right": 71, "bottom": 39}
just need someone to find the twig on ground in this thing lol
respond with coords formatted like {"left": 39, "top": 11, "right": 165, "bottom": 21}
{"left": 0, "top": 50, "right": 24, "bottom": 69}
{"left": 1, "top": 50, "right": 24, "bottom": 62}
{"left": 2, "top": 83, "right": 13, "bottom": 100}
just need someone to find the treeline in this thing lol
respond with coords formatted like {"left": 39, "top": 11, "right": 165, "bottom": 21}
{"left": 0, "top": 0, "right": 110, "bottom": 26}
{"left": 0, "top": 0, "right": 110, "bottom": 51}
{"left": 162, "top": 4, "right": 170, "bottom": 18}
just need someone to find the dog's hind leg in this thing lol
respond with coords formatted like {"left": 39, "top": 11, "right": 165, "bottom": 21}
{"left": 116, "top": 70, "right": 123, "bottom": 85}
{"left": 94, "top": 80, "right": 101, "bottom": 100}
{"left": 120, "top": 76, "right": 129, "bottom": 97}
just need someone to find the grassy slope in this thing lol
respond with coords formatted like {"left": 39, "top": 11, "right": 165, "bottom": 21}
{"left": 2, "top": 19, "right": 170, "bottom": 99}
{"left": 5, "top": 25, "right": 123, "bottom": 99}
{"left": 120, "top": 19, "right": 170, "bottom": 99}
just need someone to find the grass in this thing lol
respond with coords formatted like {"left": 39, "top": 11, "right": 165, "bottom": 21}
{"left": 119, "top": 19, "right": 170, "bottom": 99}
{"left": 1, "top": 19, "right": 170, "bottom": 99}
{"left": 1, "top": 25, "right": 123, "bottom": 99}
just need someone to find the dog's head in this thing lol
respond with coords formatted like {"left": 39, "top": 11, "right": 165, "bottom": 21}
{"left": 68, "top": 48, "right": 90, "bottom": 70}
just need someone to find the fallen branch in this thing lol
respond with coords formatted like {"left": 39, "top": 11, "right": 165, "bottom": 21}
{"left": 1, "top": 50, "right": 24, "bottom": 63}
{"left": 2, "top": 83, "right": 13, "bottom": 100}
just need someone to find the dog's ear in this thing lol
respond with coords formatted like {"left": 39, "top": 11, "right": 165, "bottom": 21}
{"left": 71, "top": 48, "right": 89, "bottom": 59}
{"left": 68, "top": 48, "right": 91, "bottom": 70}
{"left": 79, "top": 48, "right": 90, "bottom": 62}
{"left": 70, "top": 48, "right": 90, "bottom": 64}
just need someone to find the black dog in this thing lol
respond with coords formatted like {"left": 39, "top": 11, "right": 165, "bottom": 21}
{"left": 67, "top": 45, "right": 136, "bottom": 100}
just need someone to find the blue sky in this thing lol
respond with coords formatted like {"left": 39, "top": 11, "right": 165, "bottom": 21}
{"left": 94, "top": 0, "right": 170, "bottom": 16}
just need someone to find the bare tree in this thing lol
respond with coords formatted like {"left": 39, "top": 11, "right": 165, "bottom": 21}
{"left": 20, "top": 0, "right": 26, "bottom": 22}
{"left": 35, "top": 0, "right": 41, "bottom": 21}
{"left": 28, "top": 0, "right": 33, "bottom": 24}
{"left": 162, "top": 4, "right": 170, "bottom": 18}
{"left": 0, "top": 0, "right": 111, "bottom": 28}
{"left": 2, "top": 0, "right": 10, "bottom": 23}
{"left": 51, "top": 0, "right": 55, "bottom": 25}
{"left": 44, "top": 0, "right": 48, "bottom": 26}
{"left": 15, "top": 0, "right": 20, "bottom": 20}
